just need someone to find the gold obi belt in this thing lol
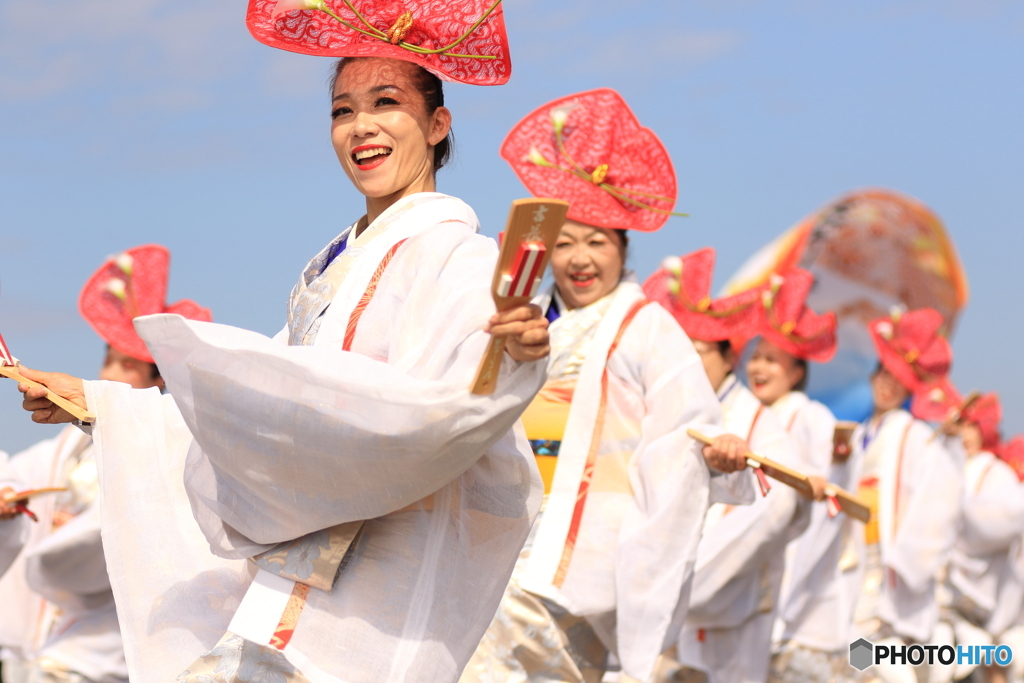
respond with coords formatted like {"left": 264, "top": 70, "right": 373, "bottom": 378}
{"left": 858, "top": 476, "right": 880, "bottom": 545}
{"left": 520, "top": 379, "right": 576, "bottom": 495}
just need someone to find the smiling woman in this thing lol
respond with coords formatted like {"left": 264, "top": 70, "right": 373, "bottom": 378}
{"left": 9, "top": 1, "right": 558, "bottom": 682}
{"left": 461, "top": 89, "right": 751, "bottom": 683}
{"left": 329, "top": 57, "right": 454, "bottom": 219}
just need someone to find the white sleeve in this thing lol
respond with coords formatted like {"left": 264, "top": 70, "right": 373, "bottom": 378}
{"left": 24, "top": 503, "right": 110, "bottom": 609}
{"left": 689, "top": 412, "right": 803, "bottom": 612}
{"left": 608, "top": 305, "right": 722, "bottom": 682}
{"left": 960, "top": 460, "right": 1024, "bottom": 556}
{"left": 888, "top": 426, "right": 965, "bottom": 593}
{"left": 130, "top": 224, "right": 546, "bottom": 553}
{"left": 791, "top": 399, "right": 837, "bottom": 477}
{"left": 0, "top": 452, "right": 28, "bottom": 577}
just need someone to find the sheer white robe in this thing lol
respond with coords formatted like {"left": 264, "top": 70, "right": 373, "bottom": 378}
{"left": 0, "top": 451, "right": 28, "bottom": 577}
{"left": 676, "top": 376, "right": 811, "bottom": 683}
{"left": 0, "top": 428, "right": 126, "bottom": 681}
{"left": 517, "top": 281, "right": 733, "bottom": 683}
{"left": 84, "top": 193, "right": 546, "bottom": 683}
{"left": 772, "top": 392, "right": 855, "bottom": 654}
{"left": 848, "top": 409, "right": 964, "bottom": 643}
{"left": 949, "top": 452, "right": 1024, "bottom": 636}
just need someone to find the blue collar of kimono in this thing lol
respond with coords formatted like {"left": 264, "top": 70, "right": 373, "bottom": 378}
{"left": 717, "top": 373, "right": 740, "bottom": 402}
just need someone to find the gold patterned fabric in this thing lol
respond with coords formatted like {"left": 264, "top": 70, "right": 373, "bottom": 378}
{"left": 459, "top": 579, "right": 607, "bottom": 683}
{"left": 460, "top": 520, "right": 611, "bottom": 683}
{"left": 767, "top": 643, "right": 860, "bottom": 683}
{"left": 175, "top": 632, "right": 310, "bottom": 683}
{"left": 251, "top": 523, "right": 362, "bottom": 591}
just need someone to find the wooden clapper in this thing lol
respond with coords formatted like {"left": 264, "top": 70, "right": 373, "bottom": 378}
{"left": 1, "top": 487, "right": 68, "bottom": 522}
{"left": 471, "top": 198, "right": 570, "bottom": 395}
{"left": 930, "top": 390, "right": 982, "bottom": 442}
{"left": 0, "top": 330, "right": 95, "bottom": 423}
{"left": 687, "top": 428, "right": 872, "bottom": 523}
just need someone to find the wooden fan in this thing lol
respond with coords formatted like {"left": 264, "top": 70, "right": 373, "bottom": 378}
{"left": 470, "top": 198, "right": 569, "bottom": 395}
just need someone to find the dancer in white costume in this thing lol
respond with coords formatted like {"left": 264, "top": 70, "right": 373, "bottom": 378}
{"left": 727, "top": 271, "right": 854, "bottom": 683}
{"left": 0, "top": 456, "right": 28, "bottom": 577}
{"left": 931, "top": 393, "right": 1024, "bottom": 683}
{"left": 461, "top": 89, "right": 750, "bottom": 683}
{"left": 846, "top": 308, "right": 965, "bottom": 683}
{"left": 0, "top": 245, "right": 209, "bottom": 683}
{"left": 13, "top": 3, "right": 553, "bottom": 681}
{"left": 646, "top": 251, "right": 827, "bottom": 683}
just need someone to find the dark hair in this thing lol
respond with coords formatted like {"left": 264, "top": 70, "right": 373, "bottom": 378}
{"left": 329, "top": 57, "right": 454, "bottom": 172}
{"left": 614, "top": 229, "right": 629, "bottom": 261}
{"left": 792, "top": 358, "right": 808, "bottom": 392}
{"left": 716, "top": 339, "right": 733, "bottom": 355}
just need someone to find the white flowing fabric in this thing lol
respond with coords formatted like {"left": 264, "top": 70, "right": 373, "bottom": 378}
{"left": 677, "top": 376, "right": 811, "bottom": 683}
{"left": 848, "top": 409, "right": 964, "bottom": 643}
{"left": 772, "top": 392, "right": 855, "bottom": 654}
{"left": 949, "top": 452, "right": 1024, "bottom": 636}
{"left": 0, "top": 451, "right": 28, "bottom": 577}
{"left": 85, "top": 193, "right": 546, "bottom": 683}
{"left": 519, "top": 281, "right": 730, "bottom": 683}
{"left": 0, "top": 427, "right": 127, "bottom": 681}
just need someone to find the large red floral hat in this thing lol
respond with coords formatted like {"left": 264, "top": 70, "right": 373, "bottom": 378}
{"left": 961, "top": 393, "right": 1003, "bottom": 450}
{"left": 909, "top": 376, "right": 962, "bottom": 422}
{"left": 79, "top": 245, "right": 212, "bottom": 364}
{"left": 643, "top": 248, "right": 762, "bottom": 342}
{"left": 247, "top": 0, "right": 510, "bottom": 86}
{"left": 501, "top": 89, "right": 682, "bottom": 232}
{"left": 868, "top": 307, "right": 952, "bottom": 392}
{"left": 997, "top": 436, "right": 1024, "bottom": 482}
{"left": 756, "top": 269, "right": 837, "bottom": 363}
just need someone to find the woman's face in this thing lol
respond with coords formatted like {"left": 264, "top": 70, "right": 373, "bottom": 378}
{"left": 550, "top": 220, "right": 624, "bottom": 310}
{"left": 693, "top": 339, "right": 735, "bottom": 393}
{"left": 99, "top": 346, "right": 164, "bottom": 391}
{"left": 330, "top": 58, "right": 451, "bottom": 203}
{"left": 871, "top": 365, "right": 911, "bottom": 414}
{"left": 961, "top": 422, "right": 984, "bottom": 456}
{"left": 747, "top": 338, "right": 805, "bottom": 406}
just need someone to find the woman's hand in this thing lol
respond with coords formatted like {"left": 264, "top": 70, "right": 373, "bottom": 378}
{"left": 0, "top": 488, "right": 19, "bottom": 520}
{"left": 703, "top": 434, "right": 750, "bottom": 473}
{"left": 16, "top": 367, "right": 87, "bottom": 425}
{"left": 487, "top": 304, "right": 550, "bottom": 363}
{"left": 803, "top": 475, "right": 829, "bottom": 502}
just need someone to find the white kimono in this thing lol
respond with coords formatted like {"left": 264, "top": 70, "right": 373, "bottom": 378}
{"left": 510, "top": 282, "right": 737, "bottom": 682}
{"left": 83, "top": 193, "right": 547, "bottom": 683}
{"left": 848, "top": 409, "right": 964, "bottom": 644}
{"left": 676, "top": 375, "right": 811, "bottom": 683}
{"left": 948, "top": 451, "right": 1024, "bottom": 637}
{"left": 0, "top": 451, "right": 28, "bottom": 577}
{"left": 0, "top": 427, "right": 127, "bottom": 682}
{"left": 773, "top": 392, "right": 854, "bottom": 654}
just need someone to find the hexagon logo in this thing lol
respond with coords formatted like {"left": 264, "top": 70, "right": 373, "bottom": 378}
{"left": 850, "top": 638, "right": 873, "bottom": 671}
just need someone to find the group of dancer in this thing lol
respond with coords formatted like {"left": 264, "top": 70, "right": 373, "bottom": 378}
{"left": 0, "top": 1, "right": 1021, "bottom": 682}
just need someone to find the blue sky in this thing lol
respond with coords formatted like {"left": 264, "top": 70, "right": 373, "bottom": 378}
{"left": 1, "top": 0, "right": 1022, "bottom": 452}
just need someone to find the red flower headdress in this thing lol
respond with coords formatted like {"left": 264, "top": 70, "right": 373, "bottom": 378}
{"left": 756, "top": 269, "right": 837, "bottom": 363}
{"left": 868, "top": 307, "right": 952, "bottom": 392}
{"left": 909, "top": 377, "right": 963, "bottom": 423}
{"left": 961, "top": 392, "right": 1003, "bottom": 451}
{"left": 501, "top": 89, "right": 684, "bottom": 232}
{"left": 997, "top": 436, "right": 1024, "bottom": 482}
{"left": 79, "top": 245, "right": 212, "bottom": 364}
{"left": 643, "top": 248, "right": 761, "bottom": 342}
{"left": 247, "top": 0, "right": 510, "bottom": 85}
